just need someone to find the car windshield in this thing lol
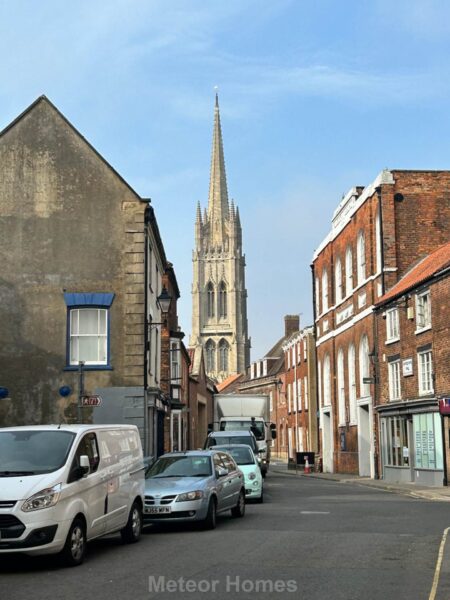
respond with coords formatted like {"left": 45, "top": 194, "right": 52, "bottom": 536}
{"left": 146, "top": 455, "right": 212, "bottom": 479}
{"left": 208, "top": 436, "right": 255, "bottom": 449}
{"left": 220, "top": 420, "right": 265, "bottom": 441}
{"left": 0, "top": 430, "right": 76, "bottom": 476}
{"left": 216, "top": 447, "right": 254, "bottom": 465}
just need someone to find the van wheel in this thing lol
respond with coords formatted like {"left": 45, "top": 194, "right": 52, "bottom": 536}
{"left": 202, "top": 497, "right": 217, "bottom": 530}
{"left": 60, "top": 518, "right": 86, "bottom": 567}
{"left": 121, "top": 501, "right": 142, "bottom": 543}
{"left": 231, "top": 490, "right": 246, "bottom": 518}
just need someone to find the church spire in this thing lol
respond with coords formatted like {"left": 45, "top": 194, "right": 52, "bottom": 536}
{"left": 207, "top": 94, "right": 229, "bottom": 230}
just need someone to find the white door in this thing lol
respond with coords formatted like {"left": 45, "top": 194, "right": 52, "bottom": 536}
{"left": 322, "top": 410, "right": 333, "bottom": 473}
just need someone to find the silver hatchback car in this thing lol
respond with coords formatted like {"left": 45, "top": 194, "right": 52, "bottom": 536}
{"left": 143, "top": 450, "right": 246, "bottom": 529}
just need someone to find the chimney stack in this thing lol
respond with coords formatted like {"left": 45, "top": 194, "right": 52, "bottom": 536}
{"left": 284, "top": 314, "right": 300, "bottom": 337}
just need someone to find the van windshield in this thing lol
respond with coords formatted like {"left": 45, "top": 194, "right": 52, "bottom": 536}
{"left": 0, "top": 430, "right": 76, "bottom": 476}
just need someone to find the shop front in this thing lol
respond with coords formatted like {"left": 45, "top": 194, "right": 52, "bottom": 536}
{"left": 378, "top": 399, "right": 444, "bottom": 487}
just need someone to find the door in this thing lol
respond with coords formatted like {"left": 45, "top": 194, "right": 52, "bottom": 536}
{"left": 68, "top": 432, "right": 106, "bottom": 539}
{"left": 322, "top": 410, "right": 333, "bottom": 473}
{"left": 219, "top": 452, "right": 242, "bottom": 508}
{"left": 358, "top": 404, "right": 371, "bottom": 477}
{"left": 97, "top": 430, "right": 130, "bottom": 532}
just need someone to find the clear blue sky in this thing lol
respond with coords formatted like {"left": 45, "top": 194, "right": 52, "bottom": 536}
{"left": 1, "top": 0, "right": 450, "bottom": 360}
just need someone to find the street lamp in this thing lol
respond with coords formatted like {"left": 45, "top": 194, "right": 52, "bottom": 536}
{"left": 149, "top": 287, "right": 173, "bottom": 328}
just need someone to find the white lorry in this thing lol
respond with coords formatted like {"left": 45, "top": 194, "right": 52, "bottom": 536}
{"left": 210, "top": 394, "right": 276, "bottom": 476}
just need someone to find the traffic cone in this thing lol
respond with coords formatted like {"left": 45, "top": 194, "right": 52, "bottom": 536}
{"left": 304, "top": 456, "right": 310, "bottom": 474}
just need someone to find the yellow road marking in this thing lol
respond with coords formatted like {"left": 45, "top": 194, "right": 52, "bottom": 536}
{"left": 429, "top": 526, "right": 450, "bottom": 600}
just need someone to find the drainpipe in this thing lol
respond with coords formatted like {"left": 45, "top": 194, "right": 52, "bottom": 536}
{"left": 143, "top": 203, "right": 151, "bottom": 456}
{"left": 375, "top": 186, "right": 386, "bottom": 296}
{"left": 310, "top": 262, "right": 320, "bottom": 460}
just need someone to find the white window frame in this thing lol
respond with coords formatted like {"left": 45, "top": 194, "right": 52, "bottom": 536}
{"left": 357, "top": 231, "right": 366, "bottom": 285}
{"left": 337, "top": 349, "right": 346, "bottom": 425}
{"left": 298, "top": 378, "right": 302, "bottom": 412}
{"left": 386, "top": 308, "right": 400, "bottom": 343}
{"left": 345, "top": 246, "right": 353, "bottom": 295}
{"left": 388, "top": 359, "right": 401, "bottom": 401}
{"left": 415, "top": 290, "right": 431, "bottom": 332}
{"left": 359, "top": 335, "right": 370, "bottom": 398}
{"left": 335, "top": 258, "right": 343, "bottom": 303}
{"left": 304, "top": 376, "right": 308, "bottom": 410}
{"left": 418, "top": 349, "right": 433, "bottom": 395}
{"left": 170, "top": 341, "right": 180, "bottom": 382}
{"left": 69, "top": 308, "right": 108, "bottom": 366}
{"left": 322, "top": 269, "right": 329, "bottom": 312}
{"left": 287, "top": 383, "right": 292, "bottom": 413}
{"left": 348, "top": 344, "right": 357, "bottom": 423}
{"left": 315, "top": 277, "right": 320, "bottom": 315}
{"left": 323, "top": 354, "right": 331, "bottom": 406}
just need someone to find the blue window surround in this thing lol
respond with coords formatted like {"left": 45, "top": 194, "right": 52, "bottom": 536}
{"left": 63, "top": 293, "right": 115, "bottom": 371}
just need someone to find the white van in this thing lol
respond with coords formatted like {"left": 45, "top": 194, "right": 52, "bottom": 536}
{"left": 0, "top": 424, "right": 145, "bottom": 566}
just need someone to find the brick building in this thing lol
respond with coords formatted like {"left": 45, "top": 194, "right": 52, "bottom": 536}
{"left": 188, "top": 346, "right": 216, "bottom": 450}
{"left": 374, "top": 241, "right": 450, "bottom": 487}
{"left": 238, "top": 315, "right": 300, "bottom": 459}
{"left": 160, "top": 263, "right": 190, "bottom": 455}
{"left": 282, "top": 326, "right": 318, "bottom": 461}
{"left": 313, "top": 170, "right": 450, "bottom": 476}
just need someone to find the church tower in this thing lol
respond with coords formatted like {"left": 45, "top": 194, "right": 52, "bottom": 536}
{"left": 190, "top": 94, "right": 250, "bottom": 382}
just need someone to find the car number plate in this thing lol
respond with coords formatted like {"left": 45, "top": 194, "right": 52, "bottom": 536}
{"left": 145, "top": 506, "right": 172, "bottom": 514}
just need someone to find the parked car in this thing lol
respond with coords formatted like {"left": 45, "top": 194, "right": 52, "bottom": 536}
{"left": 0, "top": 424, "right": 145, "bottom": 566}
{"left": 203, "top": 430, "right": 259, "bottom": 456}
{"left": 214, "top": 444, "right": 263, "bottom": 503}
{"left": 143, "top": 450, "right": 245, "bottom": 530}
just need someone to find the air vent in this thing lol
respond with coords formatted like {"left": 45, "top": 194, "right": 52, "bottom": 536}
{"left": 394, "top": 193, "right": 404, "bottom": 202}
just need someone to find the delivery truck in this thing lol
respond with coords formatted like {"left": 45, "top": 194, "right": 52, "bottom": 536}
{"left": 210, "top": 394, "right": 276, "bottom": 476}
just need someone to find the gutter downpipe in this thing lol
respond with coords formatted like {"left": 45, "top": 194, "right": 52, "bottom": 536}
{"left": 310, "top": 262, "right": 320, "bottom": 462}
{"left": 143, "top": 203, "right": 151, "bottom": 456}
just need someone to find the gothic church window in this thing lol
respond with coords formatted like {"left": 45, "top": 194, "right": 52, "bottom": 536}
{"left": 219, "top": 281, "right": 227, "bottom": 318}
{"left": 207, "top": 282, "right": 215, "bottom": 318}
{"left": 205, "top": 339, "right": 216, "bottom": 372}
{"left": 218, "top": 339, "right": 229, "bottom": 372}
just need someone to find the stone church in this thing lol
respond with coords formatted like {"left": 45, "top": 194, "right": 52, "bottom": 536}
{"left": 190, "top": 95, "right": 250, "bottom": 383}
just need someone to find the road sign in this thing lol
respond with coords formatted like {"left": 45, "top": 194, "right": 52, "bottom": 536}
{"left": 81, "top": 395, "right": 102, "bottom": 407}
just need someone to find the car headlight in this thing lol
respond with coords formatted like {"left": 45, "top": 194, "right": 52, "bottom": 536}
{"left": 248, "top": 472, "right": 257, "bottom": 480}
{"left": 22, "top": 483, "right": 62, "bottom": 512}
{"left": 176, "top": 490, "right": 204, "bottom": 502}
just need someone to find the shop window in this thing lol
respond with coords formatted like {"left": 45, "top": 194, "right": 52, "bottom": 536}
{"left": 382, "top": 416, "right": 409, "bottom": 467}
{"left": 413, "top": 413, "right": 443, "bottom": 470}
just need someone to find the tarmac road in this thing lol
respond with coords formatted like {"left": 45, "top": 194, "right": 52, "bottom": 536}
{"left": 1, "top": 470, "right": 450, "bottom": 600}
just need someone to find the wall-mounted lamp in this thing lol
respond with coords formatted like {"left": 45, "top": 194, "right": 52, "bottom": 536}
{"left": 150, "top": 287, "right": 173, "bottom": 328}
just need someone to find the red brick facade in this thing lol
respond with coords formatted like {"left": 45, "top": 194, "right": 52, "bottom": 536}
{"left": 313, "top": 170, "right": 450, "bottom": 477}
{"left": 282, "top": 328, "right": 318, "bottom": 461}
{"left": 375, "top": 242, "right": 450, "bottom": 486}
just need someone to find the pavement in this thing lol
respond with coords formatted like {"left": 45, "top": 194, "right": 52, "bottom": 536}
{"left": 271, "top": 460, "right": 450, "bottom": 502}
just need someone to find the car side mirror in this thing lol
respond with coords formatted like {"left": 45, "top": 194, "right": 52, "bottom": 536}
{"left": 79, "top": 455, "right": 90, "bottom": 477}
{"left": 216, "top": 467, "right": 228, "bottom": 478}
